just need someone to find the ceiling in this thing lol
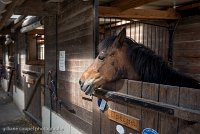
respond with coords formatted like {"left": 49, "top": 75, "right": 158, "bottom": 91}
{"left": 99, "top": 0, "right": 199, "bottom": 20}
{"left": 0, "top": 0, "right": 199, "bottom": 33}
{"left": 100, "top": 0, "right": 198, "bottom": 9}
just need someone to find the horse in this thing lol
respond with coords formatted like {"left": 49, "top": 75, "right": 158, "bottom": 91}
{"left": 79, "top": 28, "right": 200, "bottom": 95}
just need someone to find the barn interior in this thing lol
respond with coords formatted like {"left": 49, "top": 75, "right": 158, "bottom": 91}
{"left": 0, "top": 0, "right": 199, "bottom": 134}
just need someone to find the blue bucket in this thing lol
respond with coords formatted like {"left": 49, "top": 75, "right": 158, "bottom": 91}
{"left": 142, "top": 128, "right": 158, "bottom": 134}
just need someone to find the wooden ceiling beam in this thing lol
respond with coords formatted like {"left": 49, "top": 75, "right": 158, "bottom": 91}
{"left": 27, "top": 29, "right": 44, "bottom": 35}
{"left": 0, "top": 28, "right": 11, "bottom": 35}
{"left": 177, "top": 2, "right": 200, "bottom": 11}
{"left": 99, "top": 6, "right": 180, "bottom": 20}
{"left": 0, "top": 0, "right": 26, "bottom": 31}
{"left": 109, "top": 0, "right": 159, "bottom": 11}
{"left": 12, "top": 15, "right": 26, "bottom": 30}
{"left": 14, "top": 1, "right": 58, "bottom": 16}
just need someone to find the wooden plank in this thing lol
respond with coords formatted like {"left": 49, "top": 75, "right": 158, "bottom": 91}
{"left": 94, "top": 88, "right": 200, "bottom": 122}
{"left": 178, "top": 123, "right": 200, "bottom": 134}
{"left": 173, "top": 50, "right": 200, "bottom": 58}
{"left": 174, "top": 34, "right": 200, "bottom": 43}
{"left": 101, "top": 81, "right": 116, "bottom": 134}
{"left": 179, "top": 87, "right": 200, "bottom": 110}
{"left": 106, "top": 108, "right": 140, "bottom": 131}
{"left": 28, "top": 29, "right": 44, "bottom": 35}
{"left": 26, "top": 77, "right": 35, "bottom": 84}
{"left": 158, "top": 84, "right": 179, "bottom": 134}
{"left": 0, "top": 0, "right": 26, "bottom": 30}
{"left": 141, "top": 82, "right": 159, "bottom": 131}
{"left": 159, "top": 85, "right": 179, "bottom": 105}
{"left": 60, "top": 106, "right": 92, "bottom": 134}
{"left": 115, "top": 79, "right": 129, "bottom": 133}
{"left": 177, "top": 2, "right": 200, "bottom": 11}
{"left": 174, "top": 65, "right": 200, "bottom": 74}
{"left": 174, "top": 42, "right": 200, "bottom": 50}
{"left": 92, "top": 96, "right": 101, "bottom": 134}
{"left": 99, "top": 6, "right": 179, "bottom": 20}
{"left": 178, "top": 87, "right": 200, "bottom": 133}
{"left": 14, "top": 0, "right": 58, "bottom": 16}
{"left": 175, "top": 24, "right": 200, "bottom": 35}
{"left": 127, "top": 80, "right": 142, "bottom": 133}
{"left": 173, "top": 60, "right": 200, "bottom": 67}
{"left": 109, "top": 0, "right": 159, "bottom": 11}
{"left": 59, "top": 0, "right": 92, "bottom": 20}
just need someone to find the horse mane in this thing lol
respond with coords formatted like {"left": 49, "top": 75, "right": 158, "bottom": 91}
{"left": 125, "top": 37, "right": 200, "bottom": 89}
{"left": 98, "top": 36, "right": 117, "bottom": 52}
{"left": 99, "top": 35, "right": 200, "bottom": 89}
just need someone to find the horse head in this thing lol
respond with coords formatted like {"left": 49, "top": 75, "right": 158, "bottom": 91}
{"left": 79, "top": 28, "right": 138, "bottom": 95}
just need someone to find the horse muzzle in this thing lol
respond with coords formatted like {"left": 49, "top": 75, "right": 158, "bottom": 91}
{"left": 79, "top": 79, "right": 95, "bottom": 95}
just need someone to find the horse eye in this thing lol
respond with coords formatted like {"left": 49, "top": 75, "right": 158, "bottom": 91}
{"left": 110, "top": 53, "right": 115, "bottom": 57}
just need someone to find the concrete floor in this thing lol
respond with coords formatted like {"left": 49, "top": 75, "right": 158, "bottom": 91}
{"left": 0, "top": 88, "right": 42, "bottom": 134}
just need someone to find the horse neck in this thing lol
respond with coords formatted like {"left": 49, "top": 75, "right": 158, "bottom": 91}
{"left": 123, "top": 43, "right": 140, "bottom": 80}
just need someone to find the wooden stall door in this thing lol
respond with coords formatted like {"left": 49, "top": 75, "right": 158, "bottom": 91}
{"left": 93, "top": 79, "right": 200, "bottom": 134}
{"left": 23, "top": 71, "right": 43, "bottom": 126}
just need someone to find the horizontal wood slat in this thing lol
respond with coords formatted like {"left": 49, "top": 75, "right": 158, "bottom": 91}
{"left": 99, "top": 6, "right": 179, "bottom": 20}
{"left": 94, "top": 80, "right": 200, "bottom": 123}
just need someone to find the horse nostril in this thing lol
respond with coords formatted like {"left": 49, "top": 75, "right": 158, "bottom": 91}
{"left": 79, "top": 80, "right": 82, "bottom": 85}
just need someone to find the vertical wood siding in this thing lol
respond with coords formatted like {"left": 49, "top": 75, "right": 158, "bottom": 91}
{"left": 44, "top": 0, "right": 95, "bottom": 133}
{"left": 173, "top": 15, "right": 200, "bottom": 81}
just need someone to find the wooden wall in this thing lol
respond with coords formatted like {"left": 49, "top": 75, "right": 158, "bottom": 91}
{"left": 173, "top": 15, "right": 200, "bottom": 81}
{"left": 44, "top": 0, "right": 95, "bottom": 133}
{"left": 93, "top": 79, "right": 200, "bottom": 134}
{"left": 44, "top": 16, "right": 57, "bottom": 108}
{"left": 14, "top": 31, "right": 44, "bottom": 124}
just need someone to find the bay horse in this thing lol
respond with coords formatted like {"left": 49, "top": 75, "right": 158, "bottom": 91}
{"left": 79, "top": 28, "right": 200, "bottom": 95}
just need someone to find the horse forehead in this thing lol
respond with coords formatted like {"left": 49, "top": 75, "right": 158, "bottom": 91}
{"left": 98, "top": 48, "right": 109, "bottom": 54}
{"left": 99, "top": 37, "right": 116, "bottom": 50}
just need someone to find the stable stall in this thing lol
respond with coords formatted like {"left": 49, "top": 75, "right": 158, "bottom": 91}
{"left": 0, "top": 0, "right": 199, "bottom": 134}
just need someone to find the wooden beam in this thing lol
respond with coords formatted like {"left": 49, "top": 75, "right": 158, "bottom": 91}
{"left": 0, "top": 28, "right": 11, "bottom": 35}
{"left": 0, "top": 0, "right": 23, "bottom": 30}
{"left": 177, "top": 2, "right": 200, "bottom": 11}
{"left": 99, "top": 6, "right": 179, "bottom": 20}
{"left": 16, "top": 0, "right": 26, "bottom": 6}
{"left": 12, "top": 15, "right": 26, "bottom": 30}
{"left": 110, "top": 0, "right": 159, "bottom": 11}
{"left": 27, "top": 29, "right": 44, "bottom": 35}
{"left": 14, "top": 1, "right": 58, "bottom": 16}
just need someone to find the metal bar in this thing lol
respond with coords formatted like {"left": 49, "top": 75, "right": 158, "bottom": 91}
{"left": 113, "top": 18, "right": 116, "bottom": 36}
{"left": 158, "top": 27, "right": 160, "bottom": 55}
{"left": 147, "top": 24, "right": 149, "bottom": 48}
{"left": 104, "top": 17, "right": 106, "bottom": 38}
{"left": 154, "top": 26, "right": 157, "bottom": 53}
{"left": 134, "top": 22, "right": 136, "bottom": 40}
{"left": 168, "top": 27, "right": 174, "bottom": 66}
{"left": 162, "top": 28, "right": 165, "bottom": 59}
{"left": 143, "top": 23, "right": 144, "bottom": 45}
{"left": 150, "top": 25, "right": 153, "bottom": 49}
{"left": 138, "top": 22, "right": 140, "bottom": 43}
{"left": 165, "top": 30, "right": 168, "bottom": 61}
{"left": 130, "top": 20, "right": 131, "bottom": 38}
{"left": 100, "top": 17, "right": 169, "bottom": 28}
{"left": 167, "top": 20, "right": 180, "bottom": 65}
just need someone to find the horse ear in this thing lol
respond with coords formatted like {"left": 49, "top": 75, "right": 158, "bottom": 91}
{"left": 114, "top": 28, "right": 126, "bottom": 48}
